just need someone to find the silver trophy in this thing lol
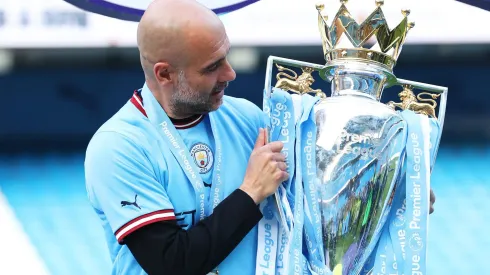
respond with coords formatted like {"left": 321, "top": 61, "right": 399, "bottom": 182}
{"left": 264, "top": 1, "right": 447, "bottom": 274}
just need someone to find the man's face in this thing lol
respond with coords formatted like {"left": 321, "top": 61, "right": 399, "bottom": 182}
{"left": 170, "top": 35, "right": 236, "bottom": 116}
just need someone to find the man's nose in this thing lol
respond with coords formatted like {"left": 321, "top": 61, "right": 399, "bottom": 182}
{"left": 220, "top": 60, "right": 236, "bottom": 83}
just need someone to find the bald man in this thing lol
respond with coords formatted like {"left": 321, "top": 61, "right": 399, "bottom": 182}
{"left": 84, "top": 0, "right": 288, "bottom": 275}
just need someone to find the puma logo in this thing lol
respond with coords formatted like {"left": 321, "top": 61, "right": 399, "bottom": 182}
{"left": 121, "top": 194, "right": 141, "bottom": 210}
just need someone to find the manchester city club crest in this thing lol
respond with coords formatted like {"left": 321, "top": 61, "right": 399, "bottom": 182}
{"left": 190, "top": 143, "right": 213, "bottom": 174}
{"left": 63, "top": 0, "right": 261, "bottom": 22}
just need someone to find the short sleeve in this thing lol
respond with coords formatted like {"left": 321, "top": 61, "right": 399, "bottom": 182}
{"left": 84, "top": 131, "right": 175, "bottom": 244}
{"left": 240, "top": 98, "right": 267, "bottom": 130}
{"left": 256, "top": 108, "right": 267, "bottom": 129}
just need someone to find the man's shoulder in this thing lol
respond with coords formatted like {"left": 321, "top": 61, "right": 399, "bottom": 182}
{"left": 87, "top": 102, "right": 156, "bottom": 158}
{"left": 221, "top": 96, "right": 265, "bottom": 127}
{"left": 98, "top": 101, "right": 154, "bottom": 138}
{"left": 223, "top": 96, "right": 262, "bottom": 114}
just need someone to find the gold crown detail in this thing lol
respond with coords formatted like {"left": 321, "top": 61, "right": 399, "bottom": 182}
{"left": 316, "top": 0, "right": 414, "bottom": 71}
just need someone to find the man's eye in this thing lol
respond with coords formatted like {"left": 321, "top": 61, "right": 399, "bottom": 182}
{"left": 206, "top": 64, "right": 219, "bottom": 72}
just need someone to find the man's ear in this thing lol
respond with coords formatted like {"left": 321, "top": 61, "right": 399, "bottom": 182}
{"left": 153, "top": 62, "right": 173, "bottom": 85}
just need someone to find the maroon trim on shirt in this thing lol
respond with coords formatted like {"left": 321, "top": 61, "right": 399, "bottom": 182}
{"left": 130, "top": 90, "right": 203, "bottom": 129}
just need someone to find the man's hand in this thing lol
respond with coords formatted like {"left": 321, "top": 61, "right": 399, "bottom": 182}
{"left": 429, "top": 188, "right": 436, "bottom": 214}
{"left": 240, "top": 128, "right": 289, "bottom": 204}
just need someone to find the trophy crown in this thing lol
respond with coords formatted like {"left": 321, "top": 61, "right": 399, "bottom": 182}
{"left": 317, "top": 0, "right": 414, "bottom": 71}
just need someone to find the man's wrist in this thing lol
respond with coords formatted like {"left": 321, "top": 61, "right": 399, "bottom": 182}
{"left": 238, "top": 185, "right": 262, "bottom": 205}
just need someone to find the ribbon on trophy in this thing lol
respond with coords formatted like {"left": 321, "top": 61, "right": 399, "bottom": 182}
{"left": 256, "top": 87, "right": 297, "bottom": 275}
{"left": 290, "top": 91, "right": 323, "bottom": 275}
{"left": 301, "top": 96, "right": 331, "bottom": 275}
{"left": 363, "top": 111, "right": 440, "bottom": 275}
{"left": 258, "top": 87, "right": 327, "bottom": 275}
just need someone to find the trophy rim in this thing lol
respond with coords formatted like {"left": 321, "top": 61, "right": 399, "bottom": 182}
{"left": 319, "top": 60, "right": 398, "bottom": 87}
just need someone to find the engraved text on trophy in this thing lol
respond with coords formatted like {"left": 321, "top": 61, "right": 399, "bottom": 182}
{"left": 335, "top": 130, "right": 381, "bottom": 160}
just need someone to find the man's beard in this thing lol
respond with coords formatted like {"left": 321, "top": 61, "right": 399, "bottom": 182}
{"left": 169, "top": 71, "right": 225, "bottom": 117}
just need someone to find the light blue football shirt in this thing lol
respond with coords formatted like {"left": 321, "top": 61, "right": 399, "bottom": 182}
{"left": 84, "top": 84, "right": 266, "bottom": 275}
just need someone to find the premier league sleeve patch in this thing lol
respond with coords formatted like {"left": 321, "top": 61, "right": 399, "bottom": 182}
{"left": 63, "top": 0, "right": 261, "bottom": 22}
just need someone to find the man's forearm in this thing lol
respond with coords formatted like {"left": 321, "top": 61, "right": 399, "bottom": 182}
{"left": 125, "top": 188, "right": 263, "bottom": 275}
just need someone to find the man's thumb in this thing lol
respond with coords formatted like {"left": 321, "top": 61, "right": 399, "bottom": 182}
{"left": 254, "top": 128, "right": 266, "bottom": 148}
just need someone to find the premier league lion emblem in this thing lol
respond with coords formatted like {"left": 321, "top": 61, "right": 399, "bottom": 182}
{"left": 64, "top": 0, "right": 261, "bottom": 22}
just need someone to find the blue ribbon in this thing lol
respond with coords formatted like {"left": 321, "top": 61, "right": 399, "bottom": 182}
{"left": 402, "top": 111, "right": 432, "bottom": 275}
{"left": 366, "top": 110, "right": 440, "bottom": 275}
{"left": 299, "top": 95, "right": 328, "bottom": 274}
{"left": 288, "top": 94, "right": 320, "bottom": 275}
{"left": 269, "top": 88, "right": 297, "bottom": 229}
{"left": 269, "top": 88, "right": 299, "bottom": 275}
{"left": 258, "top": 87, "right": 298, "bottom": 275}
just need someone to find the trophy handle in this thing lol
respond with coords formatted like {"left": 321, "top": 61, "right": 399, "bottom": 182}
{"left": 264, "top": 55, "right": 325, "bottom": 99}
{"left": 391, "top": 78, "right": 448, "bottom": 167}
